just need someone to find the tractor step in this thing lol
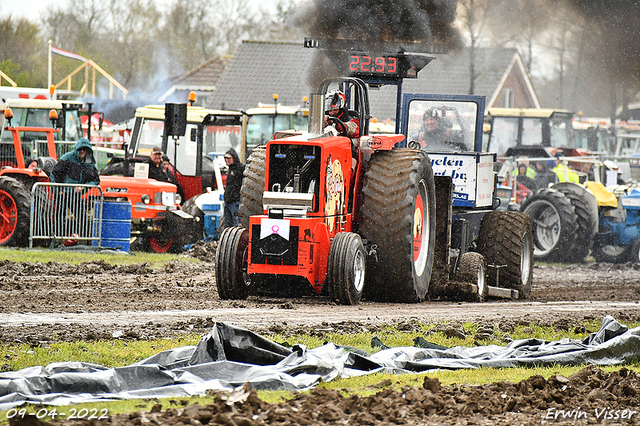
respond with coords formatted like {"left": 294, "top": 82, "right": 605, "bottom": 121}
{"left": 486, "top": 285, "right": 519, "bottom": 299}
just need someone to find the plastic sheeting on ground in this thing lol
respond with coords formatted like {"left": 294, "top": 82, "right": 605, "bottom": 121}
{"left": 1, "top": 315, "right": 639, "bottom": 410}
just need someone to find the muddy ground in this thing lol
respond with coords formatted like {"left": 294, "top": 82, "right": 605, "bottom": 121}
{"left": 3, "top": 243, "right": 640, "bottom": 425}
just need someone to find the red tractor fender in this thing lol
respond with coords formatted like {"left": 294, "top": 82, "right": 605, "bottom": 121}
{"left": 0, "top": 168, "right": 50, "bottom": 182}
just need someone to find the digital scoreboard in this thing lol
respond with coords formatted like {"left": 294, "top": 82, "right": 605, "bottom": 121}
{"left": 304, "top": 38, "right": 442, "bottom": 80}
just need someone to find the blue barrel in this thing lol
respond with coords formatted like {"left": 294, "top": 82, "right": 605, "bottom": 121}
{"left": 92, "top": 201, "right": 132, "bottom": 251}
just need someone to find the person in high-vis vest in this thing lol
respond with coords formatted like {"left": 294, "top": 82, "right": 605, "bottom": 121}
{"left": 553, "top": 161, "right": 580, "bottom": 183}
{"left": 514, "top": 162, "right": 536, "bottom": 180}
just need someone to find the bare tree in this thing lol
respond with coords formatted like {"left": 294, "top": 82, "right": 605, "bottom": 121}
{"left": 456, "top": 0, "right": 497, "bottom": 94}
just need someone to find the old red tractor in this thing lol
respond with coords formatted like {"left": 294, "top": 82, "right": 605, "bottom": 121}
{"left": 216, "top": 77, "right": 436, "bottom": 304}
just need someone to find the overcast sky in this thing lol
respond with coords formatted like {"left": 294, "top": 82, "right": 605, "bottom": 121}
{"left": 2, "top": 0, "right": 74, "bottom": 19}
{"left": 0, "top": 0, "right": 279, "bottom": 20}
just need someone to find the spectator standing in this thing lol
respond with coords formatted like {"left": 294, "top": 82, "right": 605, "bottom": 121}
{"left": 50, "top": 137, "right": 100, "bottom": 239}
{"left": 223, "top": 148, "right": 245, "bottom": 228}
{"left": 51, "top": 138, "right": 100, "bottom": 186}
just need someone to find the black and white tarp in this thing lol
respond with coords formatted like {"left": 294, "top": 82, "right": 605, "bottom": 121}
{"left": 1, "top": 315, "right": 639, "bottom": 410}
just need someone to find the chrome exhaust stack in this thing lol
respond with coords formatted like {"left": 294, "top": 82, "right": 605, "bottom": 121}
{"left": 308, "top": 94, "right": 325, "bottom": 136}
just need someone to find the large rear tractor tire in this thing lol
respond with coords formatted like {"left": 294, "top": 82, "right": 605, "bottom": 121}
{"left": 456, "top": 252, "right": 488, "bottom": 302}
{"left": 552, "top": 183, "right": 598, "bottom": 263}
{"left": 327, "top": 232, "right": 366, "bottom": 305}
{"left": 238, "top": 146, "right": 266, "bottom": 229}
{"left": 360, "top": 149, "right": 436, "bottom": 302}
{"left": 215, "top": 227, "right": 251, "bottom": 299}
{"left": 476, "top": 211, "right": 534, "bottom": 298}
{"left": 0, "top": 177, "right": 31, "bottom": 247}
{"left": 520, "top": 187, "right": 577, "bottom": 262}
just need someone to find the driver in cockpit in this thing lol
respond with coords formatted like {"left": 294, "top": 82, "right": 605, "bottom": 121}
{"left": 324, "top": 90, "right": 360, "bottom": 138}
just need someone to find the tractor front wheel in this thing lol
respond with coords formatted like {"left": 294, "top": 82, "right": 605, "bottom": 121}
{"left": 520, "top": 188, "right": 577, "bottom": 262}
{"left": 0, "top": 177, "right": 31, "bottom": 247}
{"left": 327, "top": 232, "right": 366, "bottom": 305}
{"left": 147, "top": 236, "right": 174, "bottom": 253}
{"left": 592, "top": 243, "right": 630, "bottom": 263}
{"left": 215, "top": 227, "right": 251, "bottom": 299}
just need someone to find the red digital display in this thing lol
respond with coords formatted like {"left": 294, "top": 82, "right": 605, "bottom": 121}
{"left": 348, "top": 54, "right": 399, "bottom": 76}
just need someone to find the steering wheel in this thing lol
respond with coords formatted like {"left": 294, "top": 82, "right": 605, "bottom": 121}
{"left": 407, "top": 140, "right": 421, "bottom": 150}
{"left": 327, "top": 117, "right": 348, "bottom": 136}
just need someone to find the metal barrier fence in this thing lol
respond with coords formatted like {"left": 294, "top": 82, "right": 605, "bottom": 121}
{"left": 30, "top": 183, "right": 104, "bottom": 248}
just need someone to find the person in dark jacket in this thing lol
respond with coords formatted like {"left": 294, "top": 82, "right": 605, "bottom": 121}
{"left": 50, "top": 137, "right": 100, "bottom": 239}
{"left": 51, "top": 138, "right": 100, "bottom": 186}
{"left": 223, "top": 148, "right": 245, "bottom": 227}
{"left": 147, "top": 147, "right": 169, "bottom": 182}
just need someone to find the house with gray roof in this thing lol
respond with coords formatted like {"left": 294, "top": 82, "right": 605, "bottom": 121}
{"left": 158, "top": 57, "right": 228, "bottom": 106}
{"left": 209, "top": 40, "right": 540, "bottom": 122}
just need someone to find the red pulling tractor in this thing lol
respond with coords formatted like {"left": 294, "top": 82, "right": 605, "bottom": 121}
{"left": 216, "top": 73, "right": 534, "bottom": 304}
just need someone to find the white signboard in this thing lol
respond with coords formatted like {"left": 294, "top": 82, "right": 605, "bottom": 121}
{"left": 429, "top": 153, "right": 494, "bottom": 208}
{"left": 134, "top": 163, "right": 149, "bottom": 179}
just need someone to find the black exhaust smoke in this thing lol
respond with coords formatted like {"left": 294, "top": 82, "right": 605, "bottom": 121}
{"left": 300, "top": 0, "right": 460, "bottom": 46}
{"left": 295, "top": 0, "right": 462, "bottom": 87}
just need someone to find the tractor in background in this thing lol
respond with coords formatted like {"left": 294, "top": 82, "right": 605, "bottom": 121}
{"left": 100, "top": 104, "right": 245, "bottom": 202}
{"left": 0, "top": 107, "right": 189, "bottom": 251}
{"left": 215, "top": 41, "right": 533, "bottom": 305}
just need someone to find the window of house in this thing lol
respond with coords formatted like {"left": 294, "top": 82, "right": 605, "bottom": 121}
{"left": 503, "top": 89, "right": 514, "bottom": 108}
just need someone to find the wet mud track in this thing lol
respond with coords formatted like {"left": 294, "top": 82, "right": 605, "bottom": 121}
{"left": 2, "top": 256, "right": 640, "bottom": 425}
{"left": 0, "top": 257, "right": 639, "bottom": 343}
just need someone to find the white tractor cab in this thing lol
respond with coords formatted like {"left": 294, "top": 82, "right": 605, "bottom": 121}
{"left": 369, "top": 119, "right": 395, "bottom": 134}
{"left": 0, "top": 98, "right": 84, "bottom": 168}
{"left": 485, "top": 107, "right": 575, "bottom": 158}
{"left": 245, "top": 104, "right": 308, "bottom": 158}
{"left": 101, "top": 104, "right": 245, "bottom": 203}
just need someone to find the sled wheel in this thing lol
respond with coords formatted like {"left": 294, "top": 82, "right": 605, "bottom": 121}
{"left": 215, "top": 227, "right": 251, "bottom": 299}
{"left": 238, "top": 146, "right": 266, "bottom": 228}
{"left": 477, "top": 211, "right": 534, "bottom": 298}
{"left": 360, "top": 148, "right": 436, "bottom": 302}
{"left": 327, "top": 232, "right": 366, "bottom": 305}
{"left": 552, "top": 183, "right": 598, "bottom": 263}
{"left": 456, "top": 252, "right": 487, "bottom": 302}
{"left": 520, "top": 187, "right": 577, "bottom": 262}
{"left": 592, "top": 243, "right": 630, "bottom": 263}
{"left": 148, "top": 236, "right": 174, "bottom": 253}
{"left": 0, "top": 177, "right": 31, "bottom": 246}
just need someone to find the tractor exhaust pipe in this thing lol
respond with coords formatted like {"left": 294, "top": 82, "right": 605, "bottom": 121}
{"left": 308, "top": 94, "right": 325, "bottom": 136}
